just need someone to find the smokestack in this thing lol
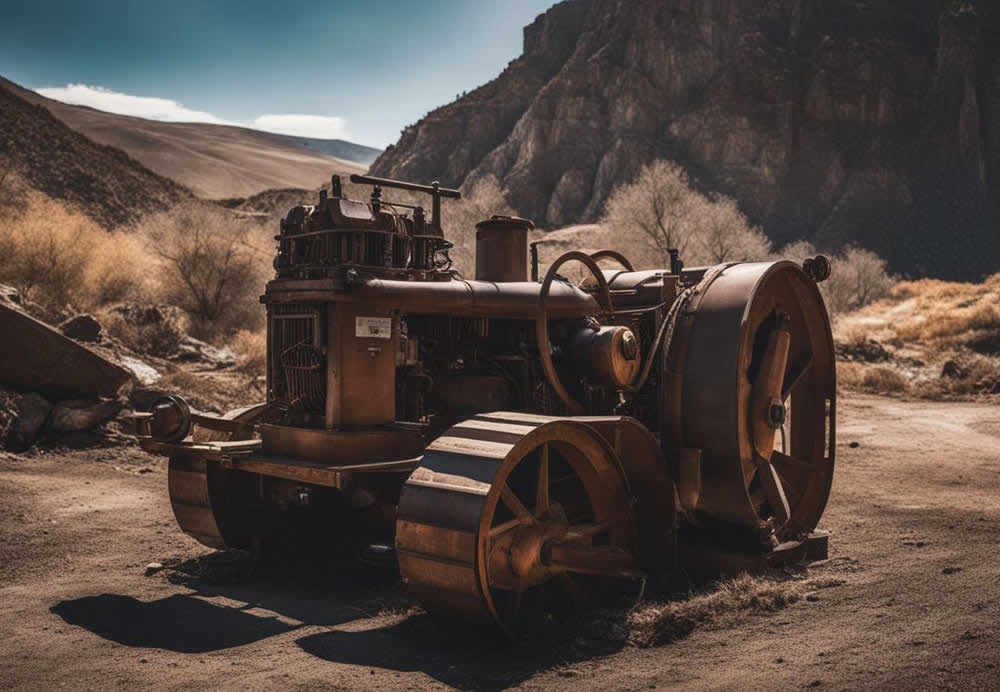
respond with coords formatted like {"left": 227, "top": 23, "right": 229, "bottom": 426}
{"left": 475, "top": 215, "right": 534, "bottom": 282}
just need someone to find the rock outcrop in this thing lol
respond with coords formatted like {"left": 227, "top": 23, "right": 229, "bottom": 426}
{"left": 0, "top": 303, "right": 131, "bottom": 400}
{"left": 371, "top": 0, "right": 1000, "bottom": 280}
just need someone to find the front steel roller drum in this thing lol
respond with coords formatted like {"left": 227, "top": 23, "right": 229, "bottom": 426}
{"left": 664, "top": 261, "right": 835, "bottom": 538}
{"left": 396, "top": 412, "right": 638, "bottom": 636}
{"left": 168, "top": 454, "right": 255, "bottom": 550}
{"left": 168, "top": 405, "right": 264, "bottom": 550}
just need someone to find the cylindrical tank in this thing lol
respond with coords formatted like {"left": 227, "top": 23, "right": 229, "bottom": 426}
{"left": 475, "top": 215, "right": 533, "bottom": 282}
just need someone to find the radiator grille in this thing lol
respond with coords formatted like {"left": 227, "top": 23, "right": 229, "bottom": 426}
{"left": 269, "top": 304, "right": 325, "bottom": 412}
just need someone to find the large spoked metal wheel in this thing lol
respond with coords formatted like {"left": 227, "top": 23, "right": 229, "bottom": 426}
{"left": 663, "top": 261, "right": 835, "bottom": 540}
{"left": 396, "top": 413, "right": 638, "bottom": 636}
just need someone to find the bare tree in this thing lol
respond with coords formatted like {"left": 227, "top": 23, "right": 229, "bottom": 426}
{"left": 692, "top": 194, "right": 772, "bottom": 264}
{"left": 601, "top": 161, "right": 699, "bottom": 263}
{"left": 141, "top": 204, "right": 269, "bottom": 338}
{"left": 827, "top": 245, "right": 895, "bottom": 313}
{"left": 602, "top": 159, "right": 772, "bottom": 267}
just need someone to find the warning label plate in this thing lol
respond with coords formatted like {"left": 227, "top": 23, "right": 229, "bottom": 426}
{"left": 355, "top": 316, "right": 392, "bottom": 339}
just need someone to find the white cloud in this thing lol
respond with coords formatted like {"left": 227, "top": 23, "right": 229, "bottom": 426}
{"left": 252, "top": 114, "right": 348, "bottom": 140}
{"left": 35, "top": 84, "right": 236, "bottom": 125}
{"left": 34, "top": 85, "right": 351, "bottom": 141}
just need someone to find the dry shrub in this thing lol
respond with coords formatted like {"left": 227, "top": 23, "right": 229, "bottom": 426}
{"left": 100, "top": 309, "right": 185, "bottom": 357}
{"left": 837, "top": 363, "right": 910, "bottom": 395}
{"left": 86, "top": 232, "right": 152, "bottom": 305}
{"left": 601, "top": 160, "right": 772, "bottom": 269}
{"left": 781, "top": 241, "right": 894, "bottom": 316}
{"left": 232, "top": 329, "right": 267, "bottom": 377}
{"left": 860, "top": 367, "right": 908, "bottom": 394}
{"left": 138, "top": 203, "right": 271, "bottom": 341}
{"left": 0, "top": 192, "right": 153, "bottom": 312}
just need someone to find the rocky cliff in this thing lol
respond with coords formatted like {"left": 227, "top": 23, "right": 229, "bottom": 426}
{"left": 371, "top": 0, "right": 1000, "bottom": 279}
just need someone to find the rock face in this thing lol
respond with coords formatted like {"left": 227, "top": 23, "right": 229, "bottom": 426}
{"left": 0, "top": 303, "right": 131, "bottom": 399}
{"left": 371, "top": 0, "right": 1000, "bottom": 280}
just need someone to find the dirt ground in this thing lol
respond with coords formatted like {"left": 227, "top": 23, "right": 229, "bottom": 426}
{"left": 1, "top": 393, "right": 998, "bottom": 691}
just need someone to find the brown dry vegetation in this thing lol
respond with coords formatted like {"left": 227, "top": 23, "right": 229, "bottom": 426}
{"left": 0, "top": 183, "right": 153, "bottom": 312}
{"left": 0, "top": 178, "right": 270, "bottom": 366}
{"left": 834, "top": 274, "right": 1000, "bottom": 399}
{"left": 626, "top": 572, "right": 848, "bottom": 648}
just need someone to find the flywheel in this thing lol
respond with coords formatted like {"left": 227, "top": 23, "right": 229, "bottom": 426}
{"left": 396, "top": 412, "right": 640, "bottom": 636}
{"left": 662, "top": 261, "right": 836, "bottom": 540}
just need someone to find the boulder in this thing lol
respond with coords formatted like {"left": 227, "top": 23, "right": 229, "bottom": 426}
{"left": 0, "top": 388, "right": 53, "bottom": 452}
{"left": 0, "top": 303, "right": 131, "bottom": 399}
{"left": 170, "top": 335, "right": 236, "bottom": 369}
{"left": 835, "top": 338, "right": 891, "bottom": 363}
{"left": 49, "top": 397, "right": 123, "bottom": 432}
{"left": 941, "top": 360, "right": 968, "bottom": 379}
{"left": 60, "top": 314, "right": 103, "bottom": 342}
{"left": 119, "top": 356, "right": 161, "bottom": 386}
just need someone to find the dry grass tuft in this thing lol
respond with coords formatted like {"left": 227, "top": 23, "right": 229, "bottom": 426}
{"left": 858, "top": 367, "right": 908, "bottom": 394}
{"left": 232, "top": 329, "right": 267, "bottom": 377}
{"left": 627, "top": 573, "right": 825, "bottom": 647}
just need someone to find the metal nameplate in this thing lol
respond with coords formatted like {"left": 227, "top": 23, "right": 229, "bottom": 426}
{"left": 356, "top": 316, "right": 392, "bottom": 339}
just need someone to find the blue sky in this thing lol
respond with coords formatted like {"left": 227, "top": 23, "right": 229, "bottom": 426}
{"left": 0, "top": 0, "right": 556, "bottom": 148}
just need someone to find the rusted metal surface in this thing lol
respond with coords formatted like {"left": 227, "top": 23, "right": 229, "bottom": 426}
{"left": 475, "top": 215, "right": 533, "bottom": 282}
{"left": 135, "top": 173, "right": 837, "bottom": 635}
{"left": 662, "top": 261, "right": 835, "bottom": 539}
{"left": 258, "top": 423, "right": 423, "bottom": 463}
{"left": 397, "top": 413, "right": 638, "bottom": 635}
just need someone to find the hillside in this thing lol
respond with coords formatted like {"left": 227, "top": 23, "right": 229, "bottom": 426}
{"left": 371, "top": 0, "right": 1000, "bottom": 280}
{"left": 0, "top": 81, "right": 190, "bottom": 228}
{"left": 2, "top": 77, "right": 379, "bottom": 199}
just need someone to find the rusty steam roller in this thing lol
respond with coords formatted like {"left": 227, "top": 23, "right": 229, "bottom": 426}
{"left": 133, "top": 173, "right": 835, "bottom": 636}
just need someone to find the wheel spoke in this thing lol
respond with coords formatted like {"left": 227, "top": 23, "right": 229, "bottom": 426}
{"left": 563, "top": 520, "right": 613, "bottom": 542}
{"left": 755, "top": 454, "right": 790, "bottom": 524}
{"left": 782, "top": 354, "right": 813, "bottom": 400}
{"left": 501, "top": 485, "right": 535, "bottom": 526}
{"left": 770, "top": 451, "right": 816, "bottom": 509}
{"left": 535, "top": 443, "right": 550, "bottom": 516}
{"left": 489, "top": 517, "right": 522, "bottom": 538}
{"left": 751, "top": 315, "right": 792, "bottom": 457}
{"left": 770, "top": 450, "right": 820, "bottom": 470}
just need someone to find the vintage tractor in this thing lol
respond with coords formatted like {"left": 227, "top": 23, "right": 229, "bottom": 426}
{"left": 133, "top": 174, "right": 835, "bottom": 635}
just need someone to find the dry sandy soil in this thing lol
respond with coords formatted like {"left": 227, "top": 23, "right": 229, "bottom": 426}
{"left": 1, "top": 393, "right": 998, "bottom": 691}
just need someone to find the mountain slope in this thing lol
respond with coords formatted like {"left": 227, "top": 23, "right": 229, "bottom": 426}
{"left": 371, "top": 0, "right": 1000, "bottom": 280}
{"left": 2, "top": 77, "right": 380, "bottom": 199}
{"left": 0, "top": 81, "right": 190, "bottom": 227}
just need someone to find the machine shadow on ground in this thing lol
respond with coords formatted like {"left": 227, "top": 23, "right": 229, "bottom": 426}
{"left": 296, "top": 612, "right": 626, "bottom": 691}
{"left": 50, "top": 553, "right": 628, "bottom": 686}
{"left": 50, "top": 593, "right": 300, "bottom": 653}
